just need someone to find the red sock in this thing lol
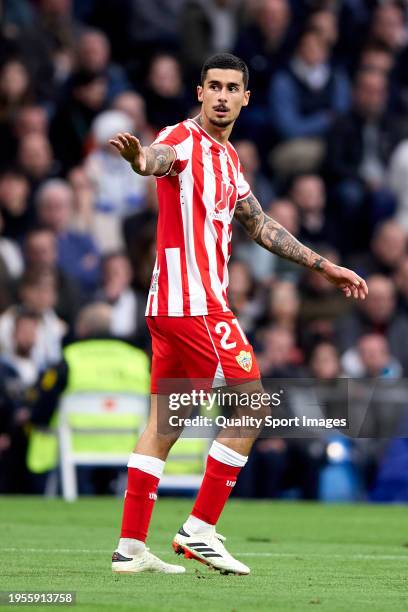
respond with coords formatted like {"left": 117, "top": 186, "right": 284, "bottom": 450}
{"left": 191, "top": 455, "right": 242, "bottom": 525}
{"left": 120, "top": 467, "right": 159, "bottom": 542}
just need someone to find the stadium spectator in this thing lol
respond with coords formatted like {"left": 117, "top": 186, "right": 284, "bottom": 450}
{"left": 368, "top": 3, "right": 407, "bottom": 55}
{"left": 85, "top": 110, "right": 148, "bottom": 220}
{"left": 95, "top": 251, "right": 148, "bottom": 342}
{"left": 336, "top": 275, "right": 408, "bottom": 374}
{"left": 227, "top": 260, "right": 261, "bottom": 336}
{"left": 306, "top": 9, "right": 338, "bottom": 51}
{"left": 14, "top": 105, "right": 49, "bottom": 139}
{"left": 66, "top": 166, "right": 96, "bottom": 234}
{"left": 74, "top": 29, "right": 131, "bottom": 103}
{"left": 36, "top": 179, "right": 100, "bottom": 295}
{"left": 234, "top": 0, "right": 292, "bottom": 109}
{"left": 290, "top": 174, "right": 337, "bottom": 249}
{"left": 233, "top": 140, "right": 274, "bottom": 204}
{"left": 24, "top": 228, "right": 81, "bottom": 326}
{"left": 128, "top": 0, "right": 185, "bottom": 60}
{"left": 180, "top": 0, "right": 243, "bottom": 81}
{"left": 358, "top": 44, "right": 395, "bottom": 77}
{"left": 351, "top": 219, "right": 408, "bottom": 277}
{"left": 17, "top": 133, "right": 57, "bottom": 191}
{"left": 0, "top": 306, "right": 41, "bottom": 387}
{"left": 50, "top": 69, "right": 107, "bottom": 172}
{"left": 0, "top": 59, "right": 33, "bottom": 121}
{"left": 0, "top": 170, "right": 33, "bottom": 241}
{"left": 0, "top": 59, "right": 36, "bottom": 170}
{"left": 308, "top": 341, "right": 342, "bottom": 380}
{"left": 143, "top": 54, "right": 192, "bottom": 130}
{"left": 263, "top": 281, "right": 300, "bottom": 337}
{"left": 342, "top": 333, "right": 402, "bottom": 379}
{"left": 256, "top": 325, "right": 302, "bottom": 377}
{"left": 0, "top": 308, "right": 38, "bottom": 494}
{"left": 357, "top": 43, "right": 399, "bottom": 115}
{"left": 0, "top": 269, "right": 66, "bottom": 370}
{"left": 15, "top": 0, "right": 82, "bottom": 100}
{"left": 269, "top": 28, "right": 350, "bottom": 176}
{"left": 299, "top": 245, "right": 352, "bottom": 351}
{"left": 112, "top": 91, "right": 155, "bottom": 144}
{"left": 0, "top": 104, "right": 50, "bottom": 172}
{"left": 326, "top": 69, "right": 400, "bottom": 251}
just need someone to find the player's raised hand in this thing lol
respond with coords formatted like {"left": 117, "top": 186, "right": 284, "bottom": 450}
{"left": 321, "top": 262, "right": 368, "bottom": 300}
{"left": 109, "top": 132, "right": 147, "bottom": 173}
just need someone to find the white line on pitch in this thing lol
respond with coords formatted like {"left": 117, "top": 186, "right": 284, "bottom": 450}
{"left": 1, "top": 548, "right": 406, "bottom": 561}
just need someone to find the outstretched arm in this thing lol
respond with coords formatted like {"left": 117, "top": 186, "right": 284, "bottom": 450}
{"left": 109, "top": 132, "right": 175, "bottom": 176}
{"left": 234, "top": 193, "right": 368, "bottom": 300}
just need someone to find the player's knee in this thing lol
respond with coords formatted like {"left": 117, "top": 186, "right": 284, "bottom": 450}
{"left": 144, "top": 423, "right": 180, "bottom": 451}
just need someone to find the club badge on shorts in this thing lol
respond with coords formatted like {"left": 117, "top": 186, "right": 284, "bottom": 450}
{"left": 236, "top": 350, "right": 252, "bottom": 372}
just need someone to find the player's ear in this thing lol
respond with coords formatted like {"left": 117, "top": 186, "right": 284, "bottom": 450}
{"left": 197, "top": 85, "right": 203, "bottom": 102}
{"left": 242, "top": 90, "right": 250, "bottom": 107}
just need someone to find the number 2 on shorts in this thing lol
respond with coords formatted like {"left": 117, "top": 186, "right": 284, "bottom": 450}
{"left": 214, "top": 318, "right": 248, "bottom": 350}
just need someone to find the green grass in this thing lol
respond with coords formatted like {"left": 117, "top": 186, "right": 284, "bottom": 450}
{"left": 0, "top": 498, "right": 407, "bottom": 611}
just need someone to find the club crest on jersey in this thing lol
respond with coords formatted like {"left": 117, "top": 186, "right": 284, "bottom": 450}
{"left": 236, "top": 350, "right": 252, "bottom": 372}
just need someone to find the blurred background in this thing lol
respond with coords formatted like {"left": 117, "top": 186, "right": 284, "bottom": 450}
{"left": 1, "top": 0, "right": 408, "bottom": 503}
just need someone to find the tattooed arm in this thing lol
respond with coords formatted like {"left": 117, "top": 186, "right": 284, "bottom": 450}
{"left": 234, "top": 193, "right": 368, "bottom": 299}
{"left": 109, "top": 132, "right": 175, "bottom": 176}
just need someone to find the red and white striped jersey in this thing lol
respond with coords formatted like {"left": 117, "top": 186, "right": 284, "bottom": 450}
{"left": 145, "top": 118, "right": 251, "bottom": 317}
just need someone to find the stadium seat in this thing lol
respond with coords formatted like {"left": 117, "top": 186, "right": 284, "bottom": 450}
{"left": 58, "top": 392, "right": 148, "bottom": 501}
{"left": 57, "top": 392, "right": 210, "bottom": 500}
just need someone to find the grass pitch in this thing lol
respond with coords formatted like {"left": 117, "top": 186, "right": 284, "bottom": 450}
{"left": 0, "top": 497, "right": 407, "bottom": 611}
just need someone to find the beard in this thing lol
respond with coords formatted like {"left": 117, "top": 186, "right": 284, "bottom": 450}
{"left": 208, "top": 116, "right": 235, "bottom": 128}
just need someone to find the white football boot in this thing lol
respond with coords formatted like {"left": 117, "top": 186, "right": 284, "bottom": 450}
{"left": 112, "top": 549, "right": 185, "bottom": 574}
{"left": 172, "top": 526, "right": 250, "bottom": 575}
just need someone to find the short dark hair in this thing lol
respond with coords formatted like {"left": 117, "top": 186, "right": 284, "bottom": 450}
{"left": 201, "top": 53, "right": 249, "bottom": 89}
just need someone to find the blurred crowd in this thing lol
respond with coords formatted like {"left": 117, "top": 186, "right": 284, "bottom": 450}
{"left": 1, "top": 0, "right": 408, "bottom": 500}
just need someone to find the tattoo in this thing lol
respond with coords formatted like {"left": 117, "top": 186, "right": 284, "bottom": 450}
{"left": 140, "top": 144, "right": 175, "bottom": 176}
{"left": 234, "top": 193, "right": 327, "bottom": 271}
{"left": 312, "top": 257, "right": 325, "bottom": 271}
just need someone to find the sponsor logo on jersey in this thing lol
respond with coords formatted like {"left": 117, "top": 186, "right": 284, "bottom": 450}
{"left": 149, "top": 492, "right": 158, "bottom": 501}
{"left": 211, "top": 182, "right": 234, "bottom": 221}
{"left": 236, "top": 350, "right": 252, "bottom": 372}
{"left": 226, "top": 480, "right": 236, "bottom": 488}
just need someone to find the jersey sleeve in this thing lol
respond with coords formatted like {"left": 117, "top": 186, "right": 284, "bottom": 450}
{"left": 236, "top": 161, "right": 251, "bottom": 201}
{"left": 152, "top": 123, "right": 190, "bottom": 176}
